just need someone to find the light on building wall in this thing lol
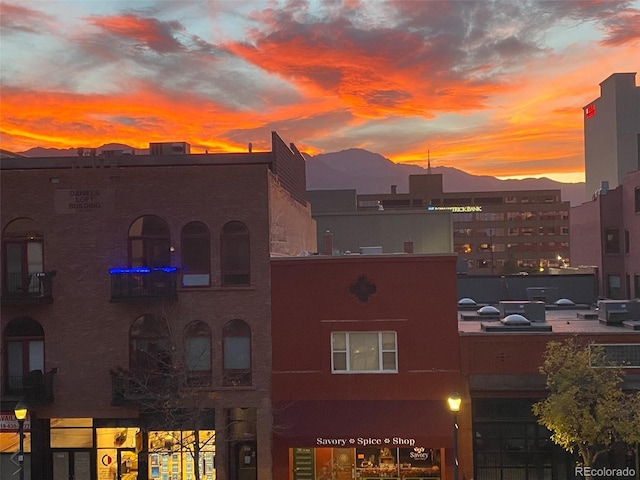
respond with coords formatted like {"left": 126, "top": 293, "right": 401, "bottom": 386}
{"left": 447, "top": 392, "right": 461, "bottom": 480}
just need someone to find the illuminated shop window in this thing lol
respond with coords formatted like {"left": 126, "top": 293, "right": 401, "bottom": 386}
{"left": 147, "top": 430, "right": 216, "bottom": 480}
{"left": 332, "top": 331, "right": 397, "bottom": 373}
{"left": 50, "top": 418, "right": 93, "bottom": 448}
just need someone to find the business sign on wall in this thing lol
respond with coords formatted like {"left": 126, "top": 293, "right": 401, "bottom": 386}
{"left": 54, "top": 189, "right": 115, "bottom": 214}
{"left": 427, "top": 205, "right": 482, "bottom": 212}
{"left": 0, "top": 413, "right": 31, "bottom": 431}
{"left": 316, "top": 436, "right": 417, "bottom": 447}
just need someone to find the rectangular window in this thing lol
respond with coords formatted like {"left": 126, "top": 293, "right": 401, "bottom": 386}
{"left": 604, "top": 228, "right": 621, "bottom": 254}
{"left": 590, "top": 344, "right": 640, "bottom": 368}
{"left": 625, "top": 230, "right": 630, "bottom": 254}
{"left": 607, "top": 274, "right": 622, "bottom": 299}
{"left": 332, "top": 332, "right": 397, "bottom": 373}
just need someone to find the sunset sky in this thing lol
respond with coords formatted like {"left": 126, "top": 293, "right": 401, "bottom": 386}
{"left": 1, "top": 1, "right": 639, "bottom": 182}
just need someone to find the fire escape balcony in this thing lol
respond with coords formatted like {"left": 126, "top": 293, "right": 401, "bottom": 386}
{"left": 110, "top": 368, "right": 179, "bottom": 407}
{"left": 1, "top": 369, "right": 56, "bottom": 405}
{"left": 109, "top": 267, "right": 178, "bottom": 303}
{"left": 1, "top": 271, "right": 56, "bottom": 306}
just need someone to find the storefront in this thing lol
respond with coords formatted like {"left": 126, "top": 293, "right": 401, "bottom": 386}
{"left": 1, "top": 411, "right": 223, "bottom": 480}
{"left": 273, "top": 400, "right": 453, "bottom": 480}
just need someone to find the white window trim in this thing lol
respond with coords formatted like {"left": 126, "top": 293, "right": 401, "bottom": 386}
{"left": 331, "top": 331, "right": 398, "bottom": 374}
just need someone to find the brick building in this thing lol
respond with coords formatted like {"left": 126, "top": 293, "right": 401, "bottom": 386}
{"left": 0, "top": 132, "right": 316, "bottom": 480}
{"left": 270, "top": 254, "right": 470, "bottom": 480}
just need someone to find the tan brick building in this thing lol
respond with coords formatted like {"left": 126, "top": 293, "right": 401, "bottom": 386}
{"left": 0, "top": 132, "right": 316, "bottom": 480}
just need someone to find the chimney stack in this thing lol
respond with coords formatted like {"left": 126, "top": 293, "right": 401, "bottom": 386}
{"left": 391, "top": 185, "right": 397, "bottom": 194}
{"left": 322, "top": 231, "right": 334, "bottom": 256}
{"left": 404, "top": 241, "right": 414, "bottom": 254}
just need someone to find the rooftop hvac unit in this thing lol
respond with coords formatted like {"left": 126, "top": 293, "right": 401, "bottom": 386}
{"left": 598, "top": 300, "right": 640, "bottom": 325}
{"left": 499, "top": 301, "right": 546, "bottom": 322}
{"left": 526, "top": 287, "right": 559, "bottom": 303}
{"left": 149, "top": 142, "right": 191, "bottom": 155}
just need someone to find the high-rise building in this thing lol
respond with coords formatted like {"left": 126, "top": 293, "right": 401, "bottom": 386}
{"left": 583, "top": 72, "right": 640, "bottom": 201}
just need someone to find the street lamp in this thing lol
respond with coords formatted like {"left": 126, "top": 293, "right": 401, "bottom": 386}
{"left": 14, "top": 402, "right": 28, "bottom": 480}
{"left": 447, "top": 393, "right": 461, "bottom": 480}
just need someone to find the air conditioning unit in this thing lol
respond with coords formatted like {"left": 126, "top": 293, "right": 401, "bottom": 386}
{"left": 149, "top": 142, "right": 191, "bottom": 155}
{"left": 499, "top": 301, "right": 546, "bottom": 322}
{"left": 526, "top": 287, "right": 559, "bottom": 303}
{"left": 598, "top": 300, "right": 640, "bottom": 325}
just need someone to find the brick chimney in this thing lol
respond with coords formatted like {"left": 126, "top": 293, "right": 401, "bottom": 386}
{"left": 391, "top": 184, "right": 397, "bottom": 194}
{"left": 322, "top": 231, "right": 334, "bottom": 256}
{"left": 404, "top": 241, "right": 414, "bottom": 253}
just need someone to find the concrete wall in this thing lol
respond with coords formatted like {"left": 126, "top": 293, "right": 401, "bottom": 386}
{"left": 457, "top": 274, "right": 598, "bottom": 305}
{"left": 314, "top": 210, "right": 453, "bottom": 254}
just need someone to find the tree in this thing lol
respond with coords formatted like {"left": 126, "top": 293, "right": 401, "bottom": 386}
{"left": 532, "top": 339, "right": 640, "bottom": 477}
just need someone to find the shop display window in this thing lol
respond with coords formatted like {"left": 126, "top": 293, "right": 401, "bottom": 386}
{"left": 292, "top": 446, "right": 441, "bottom": 480}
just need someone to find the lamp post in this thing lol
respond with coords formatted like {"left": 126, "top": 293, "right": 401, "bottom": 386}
{"left": 14, "top": 402, "right": 28, "bottom": 480}
{"left": 447, "top": 393, "right": 461, "bottom": 480}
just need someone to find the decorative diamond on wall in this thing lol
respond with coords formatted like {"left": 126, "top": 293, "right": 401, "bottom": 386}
{"left": 349, "top": 275, "right": 377, "bottom": 303}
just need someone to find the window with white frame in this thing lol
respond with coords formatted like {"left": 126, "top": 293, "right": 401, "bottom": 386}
{"left": 331, "top": 331, "right": 397, "bottom": 373}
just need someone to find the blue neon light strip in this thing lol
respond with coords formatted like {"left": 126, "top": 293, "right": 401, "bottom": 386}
{"left": 109, "top": 267, "right": 178, "bottom": 274}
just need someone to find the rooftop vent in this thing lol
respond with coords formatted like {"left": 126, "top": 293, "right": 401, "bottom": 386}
{"left": 477, "top": 306, "right": 500, "bottom": 316}
{"left": 501, "top": 314, "right": 531, "bottom": 326}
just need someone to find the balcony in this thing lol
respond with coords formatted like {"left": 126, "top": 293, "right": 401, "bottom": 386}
{"left": 1, "top": 369, "right": 56, "bottom": 405}
{"left": 1, "top": 271, "right": 56, "bottom": 306}
{"left": 109, "top": 267, "right": 178, "bottom": 303}
{"left": 111, "top": 368, "right": 178, "bottom": 407}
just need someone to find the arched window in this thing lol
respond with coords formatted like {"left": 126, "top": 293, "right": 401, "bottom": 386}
{"left": 129, "top": 315, "right": 172, "bottom": 374}
{"left": 3, "top": 317, "right": 45, "bottom": 394}
{"left": 2, "top": 218, "right": 44, "bottom": 294}
{"left": 128, "top": 216, "right": 171, "bottom": 268}
{"left": 181, "top": 222, "right": 210, "bottom": 287}
{"left": 222, "top": 319, "right": 251, "bottom": 386}
{"left": 221, "top": 221, "right": 250, "bottom": 286}
{"left": 184, "top": 321, "right": 212, "bottom": 386}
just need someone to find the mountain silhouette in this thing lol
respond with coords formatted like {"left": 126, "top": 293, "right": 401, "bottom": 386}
{"left": 305, "top": 148, "right": 585, "bottom": 206}
{"left": 19, "top": 145, "right": 585, "bottom": 206}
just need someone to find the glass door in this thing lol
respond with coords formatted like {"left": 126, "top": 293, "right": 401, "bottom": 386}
{"left": 118, "top": 449, "right": 138, "bottom": 480}
{"left": 52, "top": 451, "right": 91, "bottom": 480}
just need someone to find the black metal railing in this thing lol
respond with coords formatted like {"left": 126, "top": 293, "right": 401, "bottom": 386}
{"left": 2, "top": 271, "right": 56, "bottom": 304}
{"left": 109, "top": 267, "right": 178, "bottom": 302}
{"left": 1, "top": 369, "right": 56, "bottom": 404}
{"left": 111, "top": 368, "right": 178, "bottom": 407}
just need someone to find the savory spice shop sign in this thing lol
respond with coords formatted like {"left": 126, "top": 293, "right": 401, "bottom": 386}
{"left": 54, "top": 189, "right": 115, "bottom": 214}
{"left": 317, "top": 437, "right": 417, "bottom": 447}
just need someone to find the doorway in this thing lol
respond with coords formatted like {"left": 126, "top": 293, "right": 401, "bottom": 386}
{"left": 52, "top": 450, "right": 91, "bottom": 480}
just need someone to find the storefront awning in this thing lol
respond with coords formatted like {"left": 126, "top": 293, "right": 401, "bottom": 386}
{"left": 273, "top": 400, "right": 453, "bottom": 448}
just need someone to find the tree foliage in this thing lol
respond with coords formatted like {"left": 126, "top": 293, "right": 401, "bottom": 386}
{"left": 532, "top": 339, "right": 640, "bottom": 470}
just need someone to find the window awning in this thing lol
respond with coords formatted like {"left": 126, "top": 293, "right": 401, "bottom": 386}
{"left": 273, "top": 400, "right": 453, "bottom": 448}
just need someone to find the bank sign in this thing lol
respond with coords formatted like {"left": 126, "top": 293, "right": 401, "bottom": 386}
{"left": 427, "top": 205, "right": 482, "bottom": 212}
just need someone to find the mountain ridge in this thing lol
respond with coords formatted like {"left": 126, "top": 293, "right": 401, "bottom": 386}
{"left": 19, "top": 145, "right": 585, "bottom": 206}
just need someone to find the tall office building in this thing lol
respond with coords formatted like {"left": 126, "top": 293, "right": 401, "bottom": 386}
{"left": 583, "top": 72, "right": 640, "bottom": 201}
